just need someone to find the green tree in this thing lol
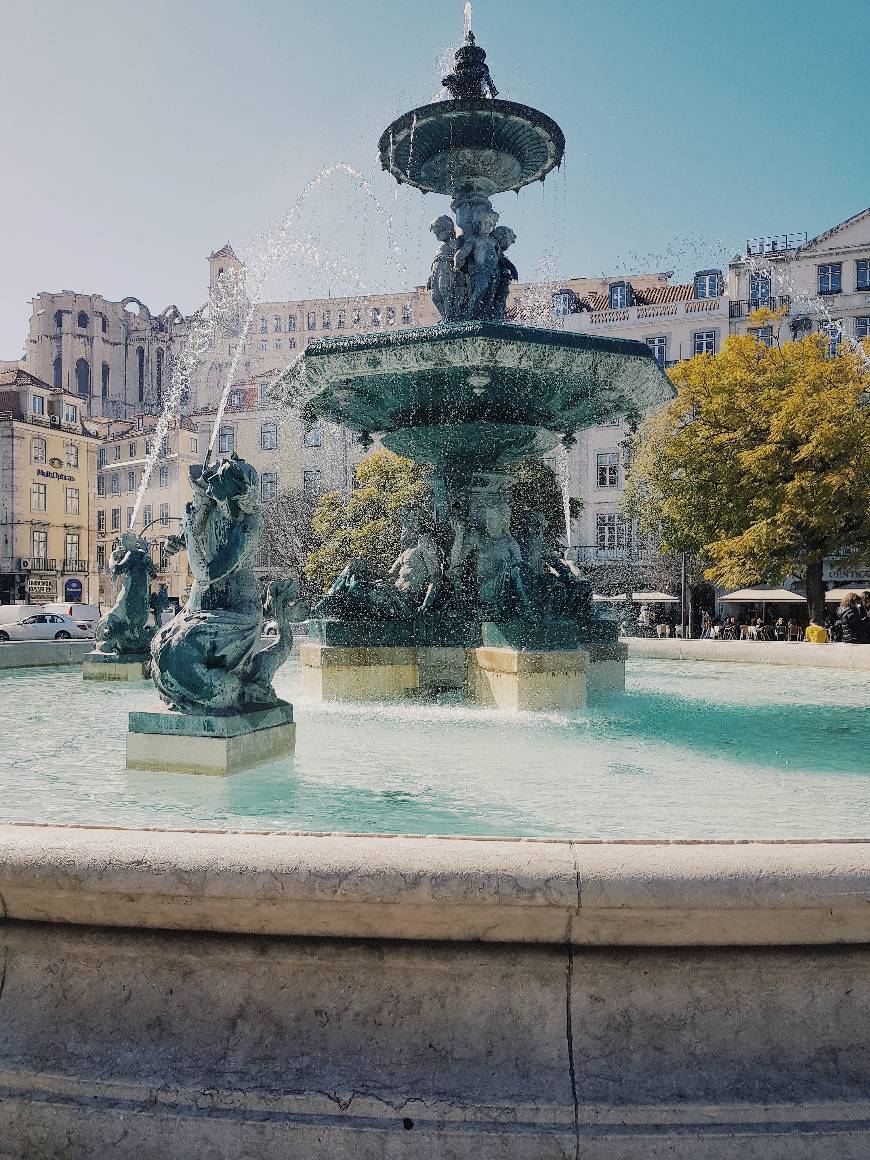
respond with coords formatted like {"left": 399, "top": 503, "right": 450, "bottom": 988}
{"left": 508, "top": 457, "right": 569, "bottom": 546}
{"left": 624, "top": 334, "right": 870, "bottom": 619}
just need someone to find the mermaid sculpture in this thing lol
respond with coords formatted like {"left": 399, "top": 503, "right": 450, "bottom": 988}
{"left": 94, "top": 531, "right": 157, "bottom": 656}
{"left": 151, "top": 454, "right": 307, "bottom": 715}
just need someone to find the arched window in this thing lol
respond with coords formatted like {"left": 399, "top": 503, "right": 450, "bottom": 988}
{"left": 101, "top": 316, "right": 108, "bottom": 334}
{"left": 101, "top": 362, "right": 110, "bottom": 399}
{"left": 156, "top": 349, "right": 164, "bottom": 403}
{"left": 136, "top": 347, "right": 145, "bottom": 403}
{"left": 77, "top": 311, "right": 89, "bottom": 329}
{"left": 260, "top": 420, "right": 277, "bottom": 450}
{"left": 54, "top": 310, "right": 63, "bottom": 331}
{"left": 53, "top": 356, "right": 62, "bottom": 390}
{"left": 75, "top": 357, "right": 90, "bottom": 398}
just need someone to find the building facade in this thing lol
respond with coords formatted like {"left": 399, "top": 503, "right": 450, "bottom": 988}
{"left": 0, "top": 369, "right": 100, "bottom": 605}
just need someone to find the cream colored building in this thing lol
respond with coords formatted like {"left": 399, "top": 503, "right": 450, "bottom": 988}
{"left": 93, "top": 416, "right": 199, "bottom": 604}
{"left": 0, "top": 369, "right": 100, "bottom": 606}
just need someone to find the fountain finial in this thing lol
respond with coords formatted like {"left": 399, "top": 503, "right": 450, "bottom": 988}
{"left": 442, "top": 30, "right": 498, "bottom": 100}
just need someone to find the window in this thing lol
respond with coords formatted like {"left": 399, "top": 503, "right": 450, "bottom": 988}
{"left": 818, "top": 263, "right": 842, "bottom": 295}
{"left": 65, "top": 487, "right": 79, "bottom": 515}
{"left": 32, "top": 437, "right": 46, "bottom": 464}
{"left": 260, "top": 317, "right": 268, "bottom": 334}
{"left": 303, "top": 422, "right": 322, "bottom": 447}
{"left": 274, "top": 338, "right": 281, "bottom": 351}
{"left": 386, "top": 306, "right": 395, "bottom": 325}
{"left": 287, "top": 337, "right": 297, "bottom": 350}
{"left": 337, "top": 309, "right": 346, "bottom": 329}
{"left": 322, "top": 309, "right": 331, "bottom": 329}
{"left": 754, "top": 326, "right": 774, "bottom": 348}
{"left": 856, "top": 317, "right": 870, "bottom": 340}
{"left": 77, "top": 311, "right": 89, "bottom": 329}
{"left": 302, "top": 469, "right": 323, "bottom": 496}
{"left": 646, "top": 336, "right": 667, "bottom": 366}
{"left": 261, "top": 472, "right": 278, "bottom": 501}
{"left": 155, "top": 349, "right": 163, "bottom": 401}
{"left": 127, "top": 470, "right": 136, "bottom": 492}
{"left": 596, "top": 451, "right": 619, "bottom": 487}
{"left": 98, "top": 447, "right": 106, "bottom": 469}
{"left": 54, "top": 310, "right": 63, "bottom": 331}
{"left": 97, "top": 510, "right": 105, "bottom": 534}
{"left": 53, "top": 356, "right": 62, "bottom": 389}
{"left": 142, "top": 504, "right": 152, "bottom": 528}
{"left": 136, "top": 347, "right": 145, "bottom": 402}
{"left": 609, "top": 282, "right": 629, "bottom": 309}
{"left": 371, "top": 307, "right": 381, "bottom": 327}
{"left": 260, "top": 338, "right": 268, "bottom": 352}
{"left": 31, "top": 482, "right": 47, "bottom": 512}
{"left": 244, "top": 360, "right": 251, "bottom": 375}
{"left": 402, "top": 303, "right": 412, "bottom": 325}
{"left": 126, "top": 506, "right": 134, "bottom": 529}
{"left": 748, "top": 271, "right": 770, "bottom": 305}
{"left": 32, "top": 530, "right": 47, "bottom": 561}
{"left": 694, "top": 271, "right": 721, "bottom": 299}
{"left": 101, "top": 316, "right": 108, "bottom": 334}
{"left": 128, "top": 441, "right": 136, "bottom": 458}
{"left": 64, "top": 402, "right": 78, "bottom": 424}
{"left": 110, "top": 473, "right": 120, "bottom": 495}
{"left": 273, "top": 315, "right": 281, "bottom": 333}
{"left": 596, "top": 512, "right": 629, "bottom": 552}
{"left": 189, "top": 436, "right": 198, "bottom": 454}
{"left": 260, "top": 420, "right": 278, "bottom": 450}
{"left": 111, "top": 508, "right": 121, "bottom": 531}
{"left": 101, "top": 363, "right": 110, "bottom": 399}
{"left": 75, "top": 357, "right": 90, "bottom": 397}
{"left": 857, "top": 260, "right": 870, "bottom": 292}
{"left": 218, "top": 426, "right": 235, "bottom": 454}
{"left": 287, "top": 313, "right": 296, "bottom": 331}
{"left": 822, "top": 320, "right": 842, "bottom": 357}
{"left": 159, "top": 503, "right": 170, "bottom": 526}
{"left": 97, "top": 475, "right": 105, "bottom": 497}
{"left": 693, "top": 330, "right": 716, "bottom": 356}
{"left": 228, "top": 388, "right": 243, "bottom": 408}
{"left": 307, "top": 311, "right": 317, "bottom": 330}
{"left": 31, "top": 394, "right": 44, "bottom": 416}
{"left": 97, "top": 545, "right": 105, "bottom": 571}
{"left": 351, "top": 309, "right": 361, "bottom": 326}
{"left": 65, "top": 443, "right": 78, "bottom": 468}
{"left": 113, "top": 445, "right": 121, "bottom": 460}
{"left": 65, "top": 532, "right": 80, "bottom": 564}
{"left": 552, "top": 291, "right": 574, "bottom": 316}
{"left": 159, "top": 465, "right": 169, "bottom": 488}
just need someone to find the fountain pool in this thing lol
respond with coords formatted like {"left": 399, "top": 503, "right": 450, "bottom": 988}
{"left": 4, "top": 656, "right": 869, "bottom": 838}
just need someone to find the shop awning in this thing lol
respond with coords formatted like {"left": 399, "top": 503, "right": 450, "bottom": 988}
{"left": 631, "top": 591, "right": 679, "bottom": 603}
{"left": 722, "top": 586, "right": 805, "bottom": 603}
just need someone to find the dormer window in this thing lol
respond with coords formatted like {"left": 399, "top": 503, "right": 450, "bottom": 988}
{"left": 693, "top": 270, "right": 721, "bottom": 299}
{"left": 748, "top": 271, "right": 770, "bottom": 306}
{"left": 609, "top": 282, "right": 631, "bottom": 309}
{"left": 552, "top": 290, "right": 576, "bottom": 316}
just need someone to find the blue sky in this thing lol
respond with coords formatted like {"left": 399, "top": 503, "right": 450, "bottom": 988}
{"left": 1, "top": 0, "right": 868, "bottom": 356}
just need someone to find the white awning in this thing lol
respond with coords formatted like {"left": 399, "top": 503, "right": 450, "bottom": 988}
{"left": 722, "top": 586, "right": 805, "bottom": 603}
{"left": 592, "top": 593, "right": 628, "bottom": 603}
{"left": 825, "top": 587, "right": 869, "bottom": 602}
{"left": 632, "top": 591, "right": 679, "bottom": 603}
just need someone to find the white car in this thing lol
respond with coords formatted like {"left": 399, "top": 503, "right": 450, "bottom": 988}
{"left": 0, "top": 612, "right": 94, "bottom": 642}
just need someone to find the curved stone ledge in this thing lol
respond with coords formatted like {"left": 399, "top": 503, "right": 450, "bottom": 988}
{"left": 2, "top": 824, "right": 870, "bottom": 946}
{"left": 626, "top": 636, "right": 870, "bottom": 669}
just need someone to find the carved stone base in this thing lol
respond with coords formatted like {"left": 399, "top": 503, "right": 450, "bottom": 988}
{"left": 83, "top": 652, "right": 150, "bottom": 682}
{"left": 469, "top": 647, "right": 588, "bottom": 711}
{"left": 126, "top": 705, "right": 295, "bottom": 776}
{"left": 299, "top": 643, "right": 419, "bottom": 702}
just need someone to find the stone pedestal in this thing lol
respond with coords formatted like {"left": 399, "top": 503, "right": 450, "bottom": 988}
{"left": 83, "top": 651, "right": 149, "bottom": 682}
{"left": 126, "top": 705, "right": 295, "bottom": 776}
{"left": 299, "top": 643, "right": 419, "bottom": 702}
{"left": 469, "top": 647, "right": 588, "bottom": 711}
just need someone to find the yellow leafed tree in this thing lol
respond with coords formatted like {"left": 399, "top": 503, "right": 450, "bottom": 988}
{"left": 623, "top": 333, "right": 870, "bottom": 618}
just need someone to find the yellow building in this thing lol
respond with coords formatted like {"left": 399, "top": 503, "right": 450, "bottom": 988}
{"left": 0, "top": 368, "right": 100, "bottom": 606}
{"left": 93, "top": 415, "right": 199, "bottom": 605}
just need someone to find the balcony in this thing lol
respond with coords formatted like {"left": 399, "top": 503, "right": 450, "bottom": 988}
{"left": 729, "top": 296, "right": 791, "bottom": 319}
{"left": 567, "top": 298, "right": 725, "bottom": 332}
{"left": 63, "top": 559, "right": 89, "bottom": 573}
{"left": 745, "top": 233, "right": 807, "bottom": 257}
{"left": 23, "top": 558, "right": 57, "bottom": 572}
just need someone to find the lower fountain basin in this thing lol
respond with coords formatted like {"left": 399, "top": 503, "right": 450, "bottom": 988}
{"left": 273, "top": 321, "right": 673, "bottom": 461}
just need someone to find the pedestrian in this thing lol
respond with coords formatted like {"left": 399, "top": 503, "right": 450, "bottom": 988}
{"left": 700, "top": 611, "right": 712, "bottom": 639}
{"left": 837, "top": 593, "right": 865, "bottom": 644}
{"left": 774, "top": 617, "right": 787, "bottom": 641}
{"left": 804, "top": 617, "right": 829, "bottom": 644}
{"left": 858, "top": 591, "right": 870, "bottom": 643}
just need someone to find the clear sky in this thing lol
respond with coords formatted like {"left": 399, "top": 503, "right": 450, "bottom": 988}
{"left": 1, "top": 0, "right": 868, "bottom": 356}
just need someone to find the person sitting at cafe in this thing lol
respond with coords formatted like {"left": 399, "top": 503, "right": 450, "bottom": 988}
{"left": 804, "top": 617, "right": 829, "bottom": 644}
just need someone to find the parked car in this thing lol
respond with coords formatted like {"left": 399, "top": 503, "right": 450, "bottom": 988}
{"left": 0, "top": 612, "right": 94, "bottom": 642}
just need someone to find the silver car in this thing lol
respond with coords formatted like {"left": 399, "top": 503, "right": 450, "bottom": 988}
{"left": 0, "top": 612, "right": 94, "bottom": 642}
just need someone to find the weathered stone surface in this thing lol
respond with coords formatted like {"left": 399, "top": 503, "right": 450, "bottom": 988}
{"left": 300, "top": 642, "right": 419, "bottom": 702}
{"left": 470, "top": 646, "right": 588, "bottom": 710}
{"left": 126, "top": 709, "right": 295, "bottom": 775}
{"left": 0, "top": 639, "right": 92, "bottom": 669}
{"left": 129, "top": 704, "right": 293, "bottom": 737}
{"left": 83, "top": 652, "right": 148, "bottom": 681}
{"left": 627, "top": 636, "right": 870, "bottom": 669}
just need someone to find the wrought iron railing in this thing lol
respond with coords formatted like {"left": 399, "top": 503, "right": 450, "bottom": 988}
{"left": 729, "top": 296, "right": 791, "bottom": 319}
{"left": 63, "top": 559, "right": 88, "bottom": 573}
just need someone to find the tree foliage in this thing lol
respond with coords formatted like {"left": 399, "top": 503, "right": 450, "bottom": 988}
{"left": 508, "top": 457, "right": 567, "bottom": 546}
{"left": 623, "top": 334, "right": 870, "bottom": 616}
{"left": 305, "top": 450, "right": 430, "bottom": 592}
{"left": 259, "top": 487, "right": 320, "bottom": 593}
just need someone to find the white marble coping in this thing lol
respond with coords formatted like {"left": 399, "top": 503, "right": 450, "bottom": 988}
{"left": 625, "top": 636, "right": 870, "bottom": 669}
{"left": 2, "top": 823, "right": 870, "bottom": 947}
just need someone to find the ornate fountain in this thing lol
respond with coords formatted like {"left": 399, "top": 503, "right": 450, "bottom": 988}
{"left": 273, "top": 28, "right": 673, "bottom": 709}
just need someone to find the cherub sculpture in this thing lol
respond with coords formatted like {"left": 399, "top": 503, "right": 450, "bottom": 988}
{"left": 94, "top": 531, "right": 157, "bottom": 656}
{"left": 454, "top": 207, "right": 501, "bottom": 319}
{"left": 428, "top": 215, "right": 464, "bottom": 321}
{"left": 150, "top": 454, "right": 307, "bottom": 715}
{"left": 490, "top": 225, "right": 519, "bottom": 319}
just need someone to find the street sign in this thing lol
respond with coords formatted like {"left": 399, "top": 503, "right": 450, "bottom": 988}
{"left": 64, "top": 578, "right": 83, "bottom": 601}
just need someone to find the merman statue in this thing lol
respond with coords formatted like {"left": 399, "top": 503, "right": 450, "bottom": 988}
{"left": 150, "top": 454, "right": 307, "bottom": 715}
{"left": 94, "top": 531, "right": 157, "bottom": 656}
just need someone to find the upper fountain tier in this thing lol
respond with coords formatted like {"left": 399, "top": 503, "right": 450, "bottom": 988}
{"left": 378, "top": 33, "right": 564, "bottom": 198}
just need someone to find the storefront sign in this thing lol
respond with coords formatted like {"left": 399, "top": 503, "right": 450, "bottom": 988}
{"left": 28, "top": 577, "right": 57, "bottom": 598}
{"left": 36, "top": 468, "right": 75, "bottom": 482}
{"left": 64, "top": 578, "right": 83, "bottom": 601}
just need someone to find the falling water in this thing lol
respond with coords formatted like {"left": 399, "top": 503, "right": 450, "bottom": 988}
{"left": 556, "top": 442, "right": 573, "bottom": 549}
{"left": 464, "top": 1, "right": 473, "bottom": 37}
